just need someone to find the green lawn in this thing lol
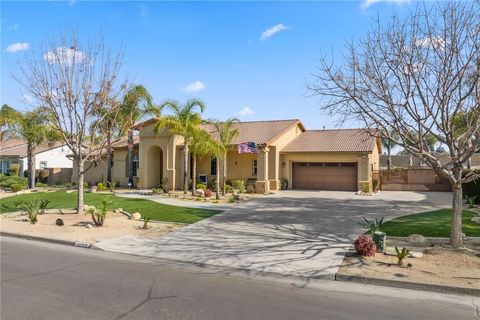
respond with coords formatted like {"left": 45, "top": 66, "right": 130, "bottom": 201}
{"left": 0, "top": 191, "right": 221, "bottom": 224}
{"left": 381, "top": 209, "right": 480, "bottom": 237}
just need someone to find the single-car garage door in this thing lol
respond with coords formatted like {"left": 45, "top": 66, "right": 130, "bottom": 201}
{"left": 292, "top": 162, "right": 357, "bottom": 191}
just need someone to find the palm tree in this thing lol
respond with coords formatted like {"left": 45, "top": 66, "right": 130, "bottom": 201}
{"left": 0, "top": 105, "right": 59, "bottom": 188}
{"left": 154, "top": 98, "right": 205, "bottom": 194}
{"left": 0, "top": 104, "right": 21, "bottom": 141}
{"left": 118, "top": 85, "right": 155, "bottom": 187}
{"left": 188, "top": 126, "right": 219, "bottom": 196}
{"left": 210, "top": 118, "right": 239, "bottom": 195}
{"left": 381, "top": 130, "right": 398, "bottom": 171}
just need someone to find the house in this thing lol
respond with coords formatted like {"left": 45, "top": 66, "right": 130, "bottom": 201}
{"left": 379, "top": 154, "right": 480, "bottom": 170}
{"left": 75, "top": 119, "right": 381, "bottom": 192}
{"left": 0, "top": 138, "right": 73, "bottom": 175}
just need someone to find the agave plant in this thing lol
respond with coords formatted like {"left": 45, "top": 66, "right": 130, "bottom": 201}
{"left": 359, "top": 216, "right": 384, "bottom": 234}
{"left": 395, "top": 246, "right": 411, "bottom": 266}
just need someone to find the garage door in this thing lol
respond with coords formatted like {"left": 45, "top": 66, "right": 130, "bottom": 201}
{"left": 292, "top": 162, "right": 357, "bottom": 191}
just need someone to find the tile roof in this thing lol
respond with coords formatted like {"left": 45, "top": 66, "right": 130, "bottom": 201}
{"left": 200, "top": 119, "right": 303, "bottom": 145}
{"left": 0, "top": 138, "right": 65, "bottom": 158}
{"left": 111, "top": 136, "right": 140, "bottom": 148}
{"left": 281, "top": 129, "right": 377, "bottom": 153}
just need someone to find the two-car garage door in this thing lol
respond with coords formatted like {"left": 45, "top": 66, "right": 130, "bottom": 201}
{"left": 292, "top": 162, "right": 357, "bottom": 191}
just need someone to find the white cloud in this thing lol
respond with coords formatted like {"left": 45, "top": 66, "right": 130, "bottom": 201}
{"left": 5, "top": 42, "right": 29, "bottom": 53}
{"left": 362, "top": 0, "right": 410, "bottom": 9}
{"left": 22, "top": 94, "right": 34, "bottom": 104}
{"left": 237, "top": 107, "right": 254, "bottom": 117}
{"left": 260, "top": 23, "right": 290, "bottom": 41}
{"left": 182, "top": 81, "right": 206, "bottom": 93}
{"left": 43, "top": 47, "right": 86, "bottom": 65}
{"left": 415, "top": 36, "right": 445, "bottom": 50}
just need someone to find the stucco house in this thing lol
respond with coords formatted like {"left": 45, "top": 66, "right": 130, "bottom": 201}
{"left": 75, "top": 119, "right": 381, "bottom": 192}
{"left": 0, "top": 138, "right": 73, "bottom": 175}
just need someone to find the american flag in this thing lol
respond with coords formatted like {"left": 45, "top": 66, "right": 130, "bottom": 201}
{"left": 238, "top": 142, "right": 258, "bottom": 154}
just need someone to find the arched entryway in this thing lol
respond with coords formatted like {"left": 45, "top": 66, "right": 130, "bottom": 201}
{"left": 146, "top": 145, "right": 163, "bottom": 188}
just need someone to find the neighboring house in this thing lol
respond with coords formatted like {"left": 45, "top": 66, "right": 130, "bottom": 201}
{"left": 380, "top": 154, "right": 480, "bottom": 170}
{"left": 74, "top": 119, "right": 381, "bottom": 192}
{"left": 0, "top": 138, "right": 73, "bottom": 175}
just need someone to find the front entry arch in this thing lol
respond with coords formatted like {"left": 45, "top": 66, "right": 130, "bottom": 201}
{"left": 146, "top": 145, "right": 163, "bottom": 188}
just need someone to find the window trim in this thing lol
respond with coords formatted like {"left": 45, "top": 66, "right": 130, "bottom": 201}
{"left": 39, "top": 161, "right": 48, "bottom": 169}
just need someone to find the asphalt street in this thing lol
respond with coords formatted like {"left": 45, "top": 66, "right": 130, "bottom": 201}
{"left": 1, "top": 236, "right": 478, "bottom": 320}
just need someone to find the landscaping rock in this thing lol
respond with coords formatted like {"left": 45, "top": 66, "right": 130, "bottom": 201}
{"left": 55, "top": 218, "right": 64, "bottom": 226}
{"left": 131, "top": 212, "right": 141, "bottom": 220}
{"left": 407, "top": 234, "right": 426, "bottom": 244}
{"left": 86, "top": 223, "right": 93, "bottom": 229}
{"left": 470, "top": 216, "right": 480, "bottom": 224}
{"left": 195, "top": 189, "right": 205, "bottom": 197}
{"left": 409, "top": 251, "right": 423, "bottom": 258}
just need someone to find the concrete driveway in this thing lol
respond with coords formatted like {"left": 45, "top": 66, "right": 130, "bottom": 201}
{"left": 96, "top": 191, "right": 452, "bottom": 279}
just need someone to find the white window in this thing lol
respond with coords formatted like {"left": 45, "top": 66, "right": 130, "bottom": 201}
{"left": 40, "top": 161, "right": 47, "bottom": 169}
{"left": 252, "top": 159, "right": 258, "bottom": 176}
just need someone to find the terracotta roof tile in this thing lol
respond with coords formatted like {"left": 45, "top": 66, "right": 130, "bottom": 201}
{"left": 200, "top": 119, "right": 302, "bottom": 145}
{"left": 281, "top": 129, "right": 377, "bottom": 153}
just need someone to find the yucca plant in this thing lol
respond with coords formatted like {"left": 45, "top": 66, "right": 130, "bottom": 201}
{"left": 465, "top": 195, "right": 477, "bottom": 208}
{"left": 38, "top": 200, "right": 51, "bottom": 215}
{"left": 359, "top": 216, "right": 384, "bottom": 234}
{"left": 395, "top": 246, "right": 411, "bottom": 266}
{"left": 12, "top": 199, "right": 43, "bottom": 224}
{"left": 86, "top": 197, "right": 113, "bottom": 226}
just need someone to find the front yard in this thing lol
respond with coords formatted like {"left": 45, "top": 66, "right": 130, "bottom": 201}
{"left": 0, "top": 190, "right": 221, "bottom": 224}
{"left": 381, "top": 209, "right": 480, "bottom": 237}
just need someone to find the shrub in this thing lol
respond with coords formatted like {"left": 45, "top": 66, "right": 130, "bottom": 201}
{"left": 225, "top": 179, "right": 233, "bottom": 187}
{"left": 97, "top": 182, "right": 107, "bottom": 191}
{"left": 10, "top": 164, "right": 20, "bottom": 176}
{"left": 359, "top": 217, "right": 384, "bottom": 234}
{"left": 161, "top": 177, "right": 169, "bottom": 192}
{"left": 280, "top": 178, "right": 289, "bottom": 190}
{"left": 204, "top": 189, "right": 213, "bottom": 197}
{"left": 0, "top": 174, "right": 28, "bottom": 189}
{"left": 108, "top": 180, "right": 119, "bottom": 191}
{"left": 36, "top": 169, "right": 49, "bottom": 184}
{"left": 465, "top": 195, "right": 477, "bottom": 208}
{"left": 12, "top": 198, "right": 45, "bottom": 224}
{"left": 372, "top": 179, "right": 379, "bottom": 191}
{"left": 354, "top": 236, "right": 376, "bottom": 257}
{"left": 225, "top": 184, "right": 234, "bottom": 193}
{"left": 86, "top": 197, "right": 113, "bottom": 226}
{"left": 395, "top": 246, "right": 411, "bottom": 266}
{"left": 152, "top": 188, "right": 163, "bottom": 194}
{"left": 228, "top": 196, "right": 235, "bottom": 203}
{"left": 196, "top": 183, "right": 206, "bottom": 191}
{"left": 35, "top": 182, "right": 47, "bottom": 188}
{"left": 233, "top": 180, "right": 245, "bottom": 193}
{"left": 246, "top": 184, "right": 256, "bottom": 194}
{"left": 10, "top": 183, "right": 23, "bottom": 192}
{"left": 360, "top": 182, "right": 370, "bottom": 193}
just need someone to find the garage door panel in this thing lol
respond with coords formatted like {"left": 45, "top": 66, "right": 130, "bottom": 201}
{"left": 292, "top": 162, "right": 357, "bottom": 191}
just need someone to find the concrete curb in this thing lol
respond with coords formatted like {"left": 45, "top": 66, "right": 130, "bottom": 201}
{"left": 0, "top": 232, "right": 97, "bottom": 249}
{"left": 335, "top": 273, "right": 480, "bottom": 296}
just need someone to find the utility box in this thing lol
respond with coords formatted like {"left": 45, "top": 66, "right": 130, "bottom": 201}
{"left": 373, "top": 231, "right": 386, "bottom": 253}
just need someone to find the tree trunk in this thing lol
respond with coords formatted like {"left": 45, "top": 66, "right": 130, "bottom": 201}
{"left": 183, "top": 143, "right": 189, "bottom": 194}
{"left": 222, "top": 151, "right": 227, "bottom": 195}
{"left": 450, "top": 165, "right": 464, "bottom": 247}
{"left": 76, "top": 159, "right": 85, "bottom": 214}
{"left": 127, "top": 129, "right": 134, "bottom": 187}
{"left": 27, "top": 143, "right": 35, "bottom": 189}
{"left": 450, "top": 184, "right": 463, "bottom": 247}
{"left": 215, "top": 158, "right": 220, "bottom": 200}
{"left": 191, "top": 152, "right": 197, "bottom": 197}
{"left": 106, "top": 132, "right": 113, "bottom": 183}
{"left": 386, "top": 146, "right": 391, "bottom": 171}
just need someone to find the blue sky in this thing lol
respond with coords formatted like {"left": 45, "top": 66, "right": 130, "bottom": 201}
{"left": 1, "top": 0, "right": 412, "bottom": 130}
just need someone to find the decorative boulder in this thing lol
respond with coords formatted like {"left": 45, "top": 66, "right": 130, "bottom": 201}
{"left": 471, "top": 216, "right": 480, "bottom": 224}
{"left": 55, "top": 218, "right": 64, "bottom": 226}
{"left": 195, "top": 189, "right": 205, "bottom": 197}
{"left": 407, "top": 234, "right": 426, "bottom": 244}
{"left": 86, "top": 223, "right": 93, "bottom": 229}
{"left": 131, "top": 212, "right": 141, "bottom": 220}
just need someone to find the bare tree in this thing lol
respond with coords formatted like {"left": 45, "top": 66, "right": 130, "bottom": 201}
{"left": 14, "top": 33, "right": 127, "bottom": 213}
{"left": 309, "top": 2, "right": 479, "bottom": 247}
